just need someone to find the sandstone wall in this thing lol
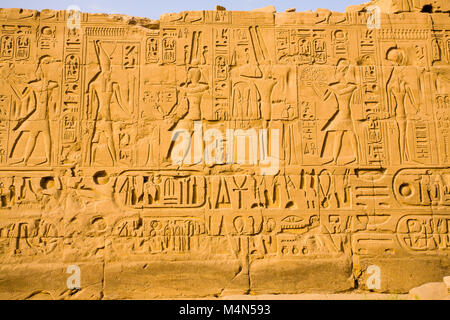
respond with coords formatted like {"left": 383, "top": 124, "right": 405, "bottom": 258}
{"left": 0, "top": 0, "right": 448, "bottom": 299}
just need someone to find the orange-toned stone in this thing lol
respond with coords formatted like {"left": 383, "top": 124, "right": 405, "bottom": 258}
{"left": 0, "top": 0, "right": 448, "bottom": 299}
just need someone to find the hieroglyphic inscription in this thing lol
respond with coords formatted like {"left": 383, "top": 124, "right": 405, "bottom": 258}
{"left": 0, "top": 1, "right": 449, "bottom": 297}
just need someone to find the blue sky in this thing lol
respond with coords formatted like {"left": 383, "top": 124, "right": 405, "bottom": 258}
{"left": 0, "top": 0, "right": 364, "bottom": 20}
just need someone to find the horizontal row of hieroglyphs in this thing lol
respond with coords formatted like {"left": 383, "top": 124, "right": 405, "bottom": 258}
{"left": 0, "top": 168, "right": 448, "bottom": 210}
{"left": 0, "top": 11, "right": 448, "bottom": 168}
{"left": 0, "top": 213, "right": 448, "bottom": 259}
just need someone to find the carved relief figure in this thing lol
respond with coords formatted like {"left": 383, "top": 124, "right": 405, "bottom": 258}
{"left": 178, "top": 61, "right": 209, "bottom": 124}
{"left": 319, "top": 59, "right": 360, "bottom": 165}
{"left": 254, "top": 65, "right": 277, "bottom": 128}
{"left": 84, "top": 40, "right": 130, "bottom": 166}
{"left": 163, "top": 61, "right": 209, "bottom": 164}
{"left": 9, "top": 55, "right": 58, "bottom": 166}
{"left": 386, "top": 48, "right": 420, "bottom": 164}
{"left": 231, "top": 46, "right": 262, "bottom": 127}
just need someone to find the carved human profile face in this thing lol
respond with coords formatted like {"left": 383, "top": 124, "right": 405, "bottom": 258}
{"left": 38, "top": 56, "right": 52, "bottom": 79}
{"left": 335, "top": 59, "right": 349, "bottom": 81}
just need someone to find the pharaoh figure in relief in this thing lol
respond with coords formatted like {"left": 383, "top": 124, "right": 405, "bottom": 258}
{"left": 85, "top": 40, "right": 130, "bottom": 166}
{"left": 0, "top": 0, "right": 448, "bottom": 300}
{"left": 9, "top": 55, "right": 58, "bottom": 166}
{"left": 320, "top": 58, "right": 360, "bottom": 165}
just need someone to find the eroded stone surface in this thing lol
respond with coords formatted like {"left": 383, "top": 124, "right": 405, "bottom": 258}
{"left": 408, "top": 281, "right": 449, "bottom": 300}
{"left": 0, "top": 0, "right": 448, "bottom": 299}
